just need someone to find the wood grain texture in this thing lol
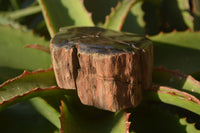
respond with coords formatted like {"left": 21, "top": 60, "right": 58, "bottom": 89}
{"left": 50, "top": 27, "right": 153, "bottom": 112}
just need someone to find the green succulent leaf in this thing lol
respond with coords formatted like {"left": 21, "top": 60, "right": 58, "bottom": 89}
{"left": 180, "top": 117, "right": 200, "bottom": 133}
{"left": 190, "top": 0, "right": 200, "bottom": 30}
{"left": 24, "top": 44, "right": 50, "bottom": 54}
{"left": 150, "top": 31, "right": 200, "bottom": 73}
{"left": 144, "top": 86, "right": 200, "bottom": 115}
{"left": 130, "top": 104, "right": 200, "bottom": 133}
{"left": 177, "top": 0, "right": 193, "bottom": 30}
{"left": 83, "top": 0, "right": 118, "bottom": 25}
{"left": 0, "top": 68, "right": 67, "bottom": 111}
{"left": 30, "top": 97, "right": 61, "bottom": 129}
{"left": 60, "top": 93, "right": 130, "bottom": 133}
{"left": 0, "top": 16, "right": 28, "bottom": 31}
{"left": 30, "top": 90, "right": 75, "bottom": 129}
{"left": 38, "top": 0, "right": 94, "bottom": 37}
{"left": 0, "top": 25, "right": 51, "bottom": 70}
{"left": 153, "top": 67, "right": 200, "bottom": 98}
{"left": 5, "top": 5, "right": 41, "bottom": 20}
{"left": 0, "top": 67, "right": 23, "bottom": 83}
{"left": 0, "top": 101, "right": 58, "bottom": 133}
{"left": 122, "top": 0, "right": 145, "bottom": 34}
{"left": 103, "top": 0, "right": 137, "bottom": 31}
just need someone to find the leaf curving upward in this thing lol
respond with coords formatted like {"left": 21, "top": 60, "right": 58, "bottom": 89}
{"left": 0, "top": 16, "right": 28, "bottom": 31}
{"left": 122, "top": 0, "right": 145, "bottom": 34}
{"left": 38, "top": 0, "right": 94, "bottom": 37}
{"left": 103, "top": 0, "right": 137, "bottom": 31}
{"left": 5, "top": 5, "right": 42, "bottom": 20}
{"left": 177, "top": 0, "right": 193, "bottom": 30}
{"left": 0, "top": 67, "right": 23, "bottom": 84}
{"left": 31, "top": 97, "right": 62, "bottom": 129}
{"left": 153, "top": 67, "right": 200, "bottom": 98}
{"left": 24, "top": 44, "right": 50, "bottom": 54}
{"left": 60, "top": 93, "right": 130, "bottom": 133}
{"left": 0, "top": 68, "right": 67, "bottom": 111}
{"left": 144, "top": 85, "right": 200, "bottom": 115}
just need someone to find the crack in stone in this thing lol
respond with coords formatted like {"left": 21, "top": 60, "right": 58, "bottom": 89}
{"left": 72, "top": 45, "right": 80, "bottom": 90}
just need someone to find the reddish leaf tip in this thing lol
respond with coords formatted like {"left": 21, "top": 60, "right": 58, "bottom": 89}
{"left": 39, "top": 0, "right": 55, "bottom": 37}
{"left": 186, "top": 28, "right": 191, "bottom": 32}
{"left": 0, "top": 86, "right": 60, "bottom": 107}
{"left": 125, "top": 112, "right": 131, "bottom": 133}
{"left": 24, "top": 44, "right": 50, "bottom": 54}
{"left": 160, "top": 31, "right": 164, "bottom": 34}
{"left": 152, "top": 86, "right": 200, "bottom": 105}
{"left": 154, "top": 66, "right": 187, "bottom": 78}
{"left": 172, "top": 29, "right": 177, "bottom": 32}
{"left": 0, "top": 68, "right": 53, "bottom": 89}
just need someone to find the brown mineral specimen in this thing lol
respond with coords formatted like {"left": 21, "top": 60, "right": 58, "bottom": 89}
{"left": 50, "top": 27, "right": 153, "bottom": 112}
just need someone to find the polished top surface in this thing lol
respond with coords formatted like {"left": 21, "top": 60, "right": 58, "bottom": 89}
{"left": 51, "top": 27, "right": 151, "bottom": 54}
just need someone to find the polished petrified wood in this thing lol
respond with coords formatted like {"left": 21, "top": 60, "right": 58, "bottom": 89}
{"left": 50, "top": 27, "right": 153, "bottom": 112}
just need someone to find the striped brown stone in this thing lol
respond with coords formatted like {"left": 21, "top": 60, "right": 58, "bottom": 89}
{"left": 50, "top": 27, "right": 153, "bottom": 112}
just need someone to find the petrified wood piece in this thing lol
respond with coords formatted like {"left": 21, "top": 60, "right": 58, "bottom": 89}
{"left": 50, "top": 27, "right": 153, "bottom": 112}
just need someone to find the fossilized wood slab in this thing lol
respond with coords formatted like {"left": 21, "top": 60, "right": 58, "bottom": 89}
{"left": 50, "top": 27, "right": 153, "bottom": 112}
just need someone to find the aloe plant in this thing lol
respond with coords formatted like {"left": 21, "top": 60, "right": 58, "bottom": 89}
{"left": 0, "top": 0, "right": 200, "bottom": 132}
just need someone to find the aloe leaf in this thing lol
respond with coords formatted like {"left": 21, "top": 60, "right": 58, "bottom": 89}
{"left": 191, "top": 0, "right": 200, "bottom": 30}
{"left": 130, "top": 104, "right": 200, "bottom": 133}
{"left": 150, "top": 31, "right": 200, "bottom": 73}
{"left": 30, "top": 97, "right": 61, "bottom": 129}
{"left": 180, "top": 117, "right": 200, "bottom": 133}
{"left": 144, "top": 86, "right": 200, "bottom": 115}
{"left": 0, "top": 25, "right": 51, "bottom": 70}
{"left": 0, "top": 68, "right": 67, "bottom": 111}
{"left": 5, "top": 5, "right": 41, "bottom": 20}
{"left": 103, "top": 0, "right": 137, "bottom": 31}
{"left": 153, "top": 67, "right": 200, "bottom": 97}
{"left": 38, "top": 0, "right": 94, "bottom": 37}
{"left": 30, "top": 91, "right": 74, "bottom": 130}
{"left": 177, "top": 0, "right": 193, "bottom": 30}
{"left": 59, "top": 93, "right": 130, "bottom": 133}
{"left": 0, "top": 68, "right": 68, "bottom": 128}
{"left": 30, "top": 90, "right": 75, "bottom": 129}
{"left": 122, "top": 0, "right": 145, "bottom": 34}
{"left": 0, "top": 16, "right": 28, "bottom": 31}
{"left": 9, "top": 0, "right": 20, "bottom": 10}
{"left": 24, "top": 44, "right": 50, "bottom": 54}
{"left": 0, "top": 67, "right": 23, "bottom": 83}
{"left": 0, "top": 101, "right": 57, "bottom": 133}
{"left": 83, "top": 0, "right": 118, "bottom": 25}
